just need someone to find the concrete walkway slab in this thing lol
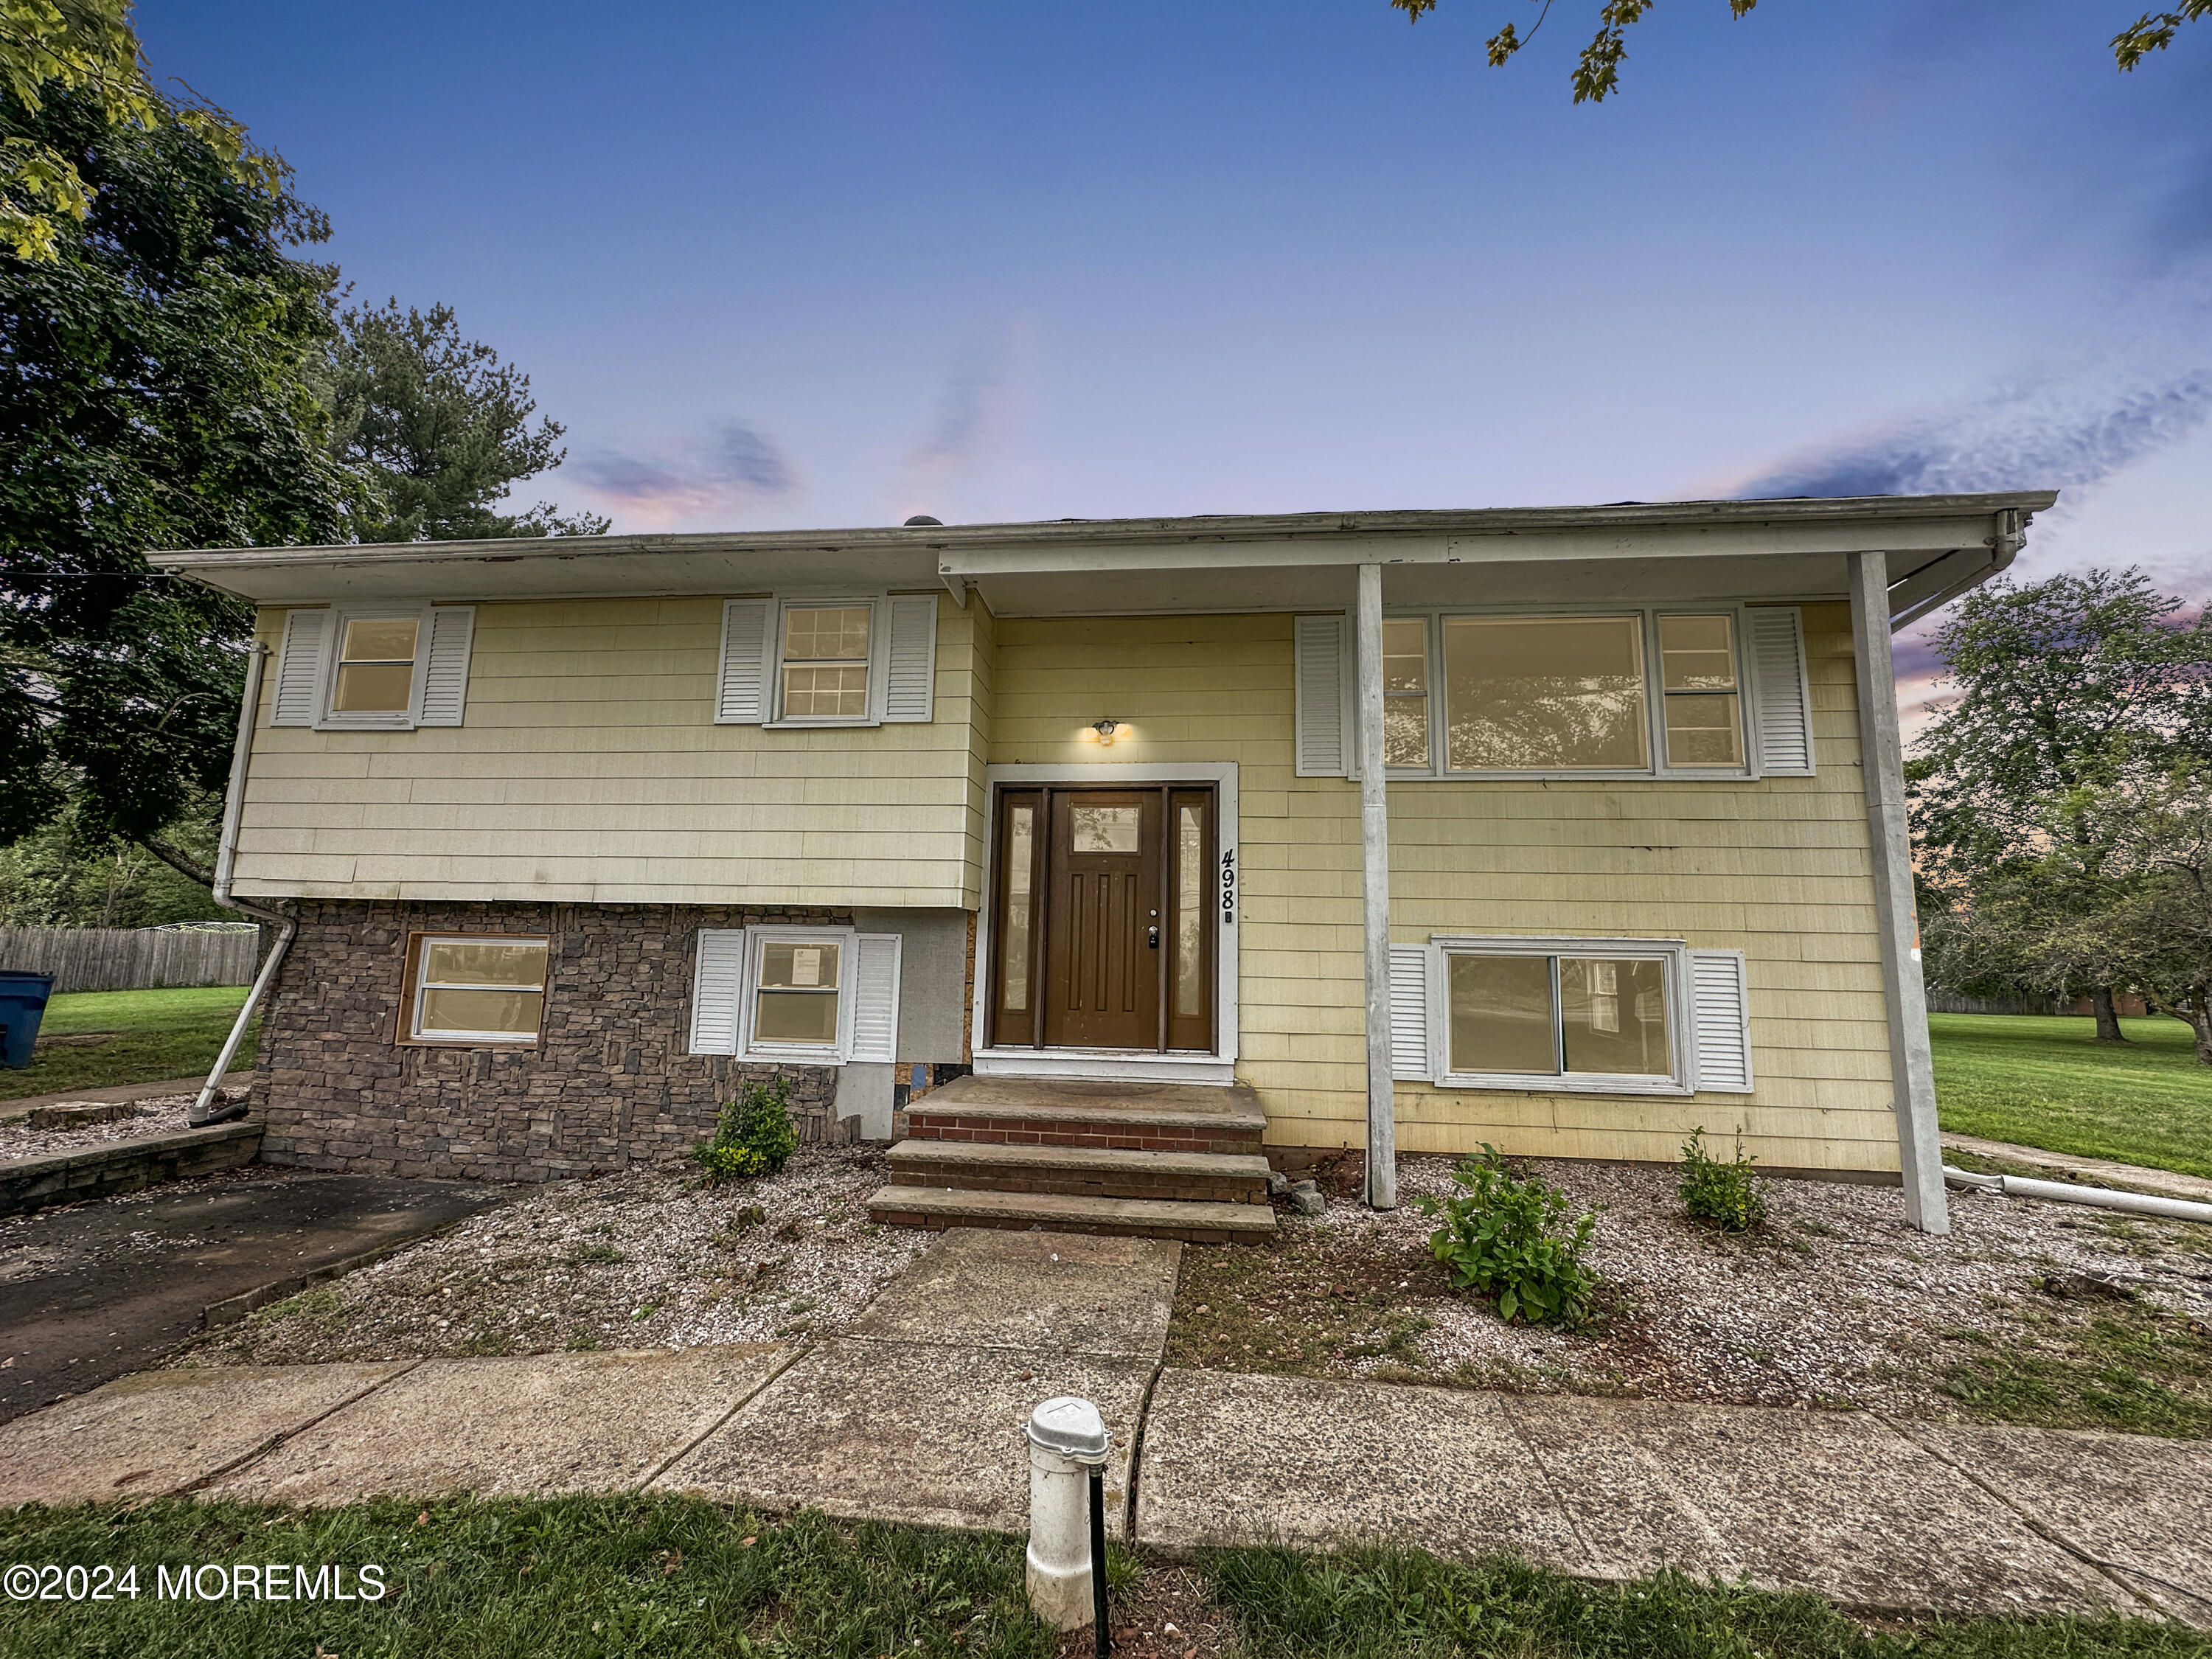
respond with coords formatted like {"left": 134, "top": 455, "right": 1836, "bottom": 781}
{"left": 1503, "top": 1394, "right": 2133, "bottom": 1617}
{"left": 845, "top": 1227, "right": 1180, "bottom": 1359}
{"left": 0, "top": 1361, "right": 412, "bottom": 1506}
{"left": 1135, "top": 1369, "right": 1591, "bottom": 1572}
{"left": 203, "top": 1344, "right": 788, "bottom": 1506}
{"left": 1902, "top": 1419, "right": 2212, "bottom": 1627}
{"left": 653, "top": 1337, "right": 1151, "bottom": 1537}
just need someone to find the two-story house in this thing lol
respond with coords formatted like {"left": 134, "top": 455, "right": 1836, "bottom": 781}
{"left": 153, "top": 490, "right": 2055, "bottom": 1241}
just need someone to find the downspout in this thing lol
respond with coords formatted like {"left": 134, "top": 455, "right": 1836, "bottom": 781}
{"left": 190, "top": 641, "right": 296, "bottom": 1128}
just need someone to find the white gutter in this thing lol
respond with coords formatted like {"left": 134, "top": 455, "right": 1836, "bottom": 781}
{"left": 190, "top": 642, "right": 296, "bottom": 1128}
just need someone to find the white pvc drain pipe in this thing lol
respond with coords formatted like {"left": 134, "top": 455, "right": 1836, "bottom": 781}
{"left": 1026, "top": 1395, "right": 1110, "bottom": 1643}
{"left": 1944, "top": 1165, "right": 2212, "bottom": 1225}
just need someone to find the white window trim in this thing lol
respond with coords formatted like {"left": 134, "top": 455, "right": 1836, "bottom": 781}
{"left": 740, "top": 923, "right": 860, "bottom": 1061}
{"left": 409, "top": 933, "right": 549, "bottom": 1045}
{"left": 761, "top": 594, "right": 891, "bottom": 729}
{"left": 1375, "top": 603, "right": 1763, "bottom": 783}
{"left": 316, "top": 602, "right": 432, "bottom": 731}
{"left": 1425, "top": 933, "right": 1696, "bottom": 1097}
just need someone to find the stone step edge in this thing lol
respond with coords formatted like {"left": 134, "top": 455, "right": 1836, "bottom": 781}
{"left": 886, "top": 1138, "right": 1270, "bottom": 1179}
{"left": 905, "top": 1102, "right": 1267, "bottom": 1133}
{"left": 863, "top": 1183, "right": 1278, "bottom": 1234}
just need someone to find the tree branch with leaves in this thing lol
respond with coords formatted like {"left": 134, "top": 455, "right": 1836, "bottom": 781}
{"left": 1388, "top": 1, "right": 2208, "bottom": 101}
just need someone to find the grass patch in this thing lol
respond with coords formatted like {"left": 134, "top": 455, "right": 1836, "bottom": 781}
{"left": 1, "top": 986, "right": 257, "bottom": 1102}
{"left": 1938, "top": 1298, "right": 2212, "bottom": 1439}
{"left": 0, "top": 1495, "right": 1058, "bottom": 1659}
{"left": 1930, "top": 1014, "right": 2212, "bottom": 1179}
{"left": 1208, "top": 1543, "right": 2212, "bottom": 1658}
{"left": 1169, "top": 1225, "right": 1438, "bottom": 1375}
{"left": 4, "top": 1498, "right": 2199, "bottom": 1659}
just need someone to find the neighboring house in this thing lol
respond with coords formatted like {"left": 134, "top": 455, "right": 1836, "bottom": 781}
{"left": 152, "top": 490, "right": 2055, "bottom": 1236}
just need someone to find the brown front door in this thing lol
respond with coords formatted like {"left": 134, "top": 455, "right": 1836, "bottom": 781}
{"left": 989, "top": 785, "right": 1217, "bottom": 1053}
{"left": 1045, "top": 790, "right": 1160, "bottom": 1048}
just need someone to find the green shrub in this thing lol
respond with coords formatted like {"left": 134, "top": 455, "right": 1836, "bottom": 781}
{"left": 1678, "top": 1126, "right": 1767, "bottom": 1231}
{"left": 1413, "top": 1146, "right": 1601, "bottom": 1327}
{"left": 692, "top": 1078, "right": 800, "bottom": 1183}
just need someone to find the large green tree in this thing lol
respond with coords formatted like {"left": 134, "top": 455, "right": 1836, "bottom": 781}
{"left": 328, "top": 299, "right": 608, "bottom": 543}
{"left": 1386, "top": 2, "right": 2209, "bottom": 102}
{"left": 0, "top": 80, "right": 352, "bottom": 887}
{"left": 1, "top": 0, "right": 274, "bottom": 260}
{"left": 1909, "top": 568, "right": 2212, "bottom": 1041}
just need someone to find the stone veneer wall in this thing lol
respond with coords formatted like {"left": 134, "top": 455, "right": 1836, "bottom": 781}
{"left": 254, "top": 900, "right": 849, "bottom": 1183}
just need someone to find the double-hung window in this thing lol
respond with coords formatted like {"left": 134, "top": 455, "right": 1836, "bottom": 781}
{"left": 714, "top": 594, "right": 939, "bottom": 727}
{"left": 268, "top": 603, "right": 477, "bottom": 731}
{"left": 688, "top": 924, "right": 904, "bottom": 1064}
{"left": 403, "top": 934, "right": 549, "bottom": 1045}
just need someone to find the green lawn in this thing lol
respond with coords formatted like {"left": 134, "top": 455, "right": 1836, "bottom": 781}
{"left": 1930, "top": 1013, "right": 2212, "bottom": 1179}
{"left": 0, "top": 1496, "right": 2200, "bottom": 1659}
{"left": 0, "top": 985, "right": 256, "bottom": 1102}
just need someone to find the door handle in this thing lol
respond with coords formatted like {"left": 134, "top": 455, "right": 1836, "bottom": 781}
{"left": 1147, "top": 926, "right": 1160, "bottom": 949}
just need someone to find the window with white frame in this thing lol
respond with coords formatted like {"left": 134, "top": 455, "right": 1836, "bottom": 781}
{"left": 269, "top": 604, "right": 476, "bottom": 731}
{"left": 1293, "top": 604, "right": 1821, "bottom": 782}
{"left": 715, "top": 594, "right": 938, "bottom": 728}
{"left": 406, "top": 934, "right": 549, "bottom": 1044}
{"left": 688, "top": 924, "right": 903, "bottom": 1063}
{"left": 1387, "top": 934, "right": 1754, "bottom": 1095}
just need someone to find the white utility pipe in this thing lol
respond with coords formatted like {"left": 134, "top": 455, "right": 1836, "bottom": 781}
{"left": 1026, "top": 1396, "right": 1110, "bottom": 1632}
{"left": 1943, "top": 1166, "right": 2212, "bottom": 1225}
{"left": 192, "top": 643, "right": 296, "bottom": 1128}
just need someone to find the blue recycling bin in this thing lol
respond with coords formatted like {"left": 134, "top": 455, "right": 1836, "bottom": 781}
{"left": 0, "top": 971, "right": 55, "bottom": 1068}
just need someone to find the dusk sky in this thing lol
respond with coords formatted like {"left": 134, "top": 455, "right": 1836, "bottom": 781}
{"left": 145, "top": 2, "right": 2211, "bottom": 712}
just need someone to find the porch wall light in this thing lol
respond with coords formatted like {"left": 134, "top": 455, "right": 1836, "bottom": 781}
{"left": 1091, "top": 719, "right": 1120, "bottom": 745}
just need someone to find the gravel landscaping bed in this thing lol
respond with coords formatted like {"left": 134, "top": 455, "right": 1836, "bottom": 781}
{"left": 0, "top": 1094, "right": 195, "bottom": 1159}
{"left": 172, "top": 1147, "right": 928, "bottom": 1367}
{"left": 1170, "top": 1152, "right": 2212, "bottom": 1434}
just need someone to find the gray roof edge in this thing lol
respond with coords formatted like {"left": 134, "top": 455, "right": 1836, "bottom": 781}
{"left": 146, "top": 490, "right": 2061, "bottom": 571}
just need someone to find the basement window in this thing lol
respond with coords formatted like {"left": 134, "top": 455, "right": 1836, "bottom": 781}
{"left": 1433, "top": 936, "right": 1690, "bottom": 1095}
{"left": 404, "top": 934, "right": 549, "bottom": 1045}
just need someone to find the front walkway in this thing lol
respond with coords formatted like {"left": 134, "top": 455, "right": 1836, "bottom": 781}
{"left": 1, "top": 1228, "right": 2205, "bottom": 1627}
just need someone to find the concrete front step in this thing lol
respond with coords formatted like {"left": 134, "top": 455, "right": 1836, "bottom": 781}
{"left": 886, "top": 1138, "right": 1271, "bottom": 1206}
{"left": 866, "top": 1184, "right": 1277, "bottom": 1245}
{"left": 906, "top": 1076, "right": 1267, "bottom": 1155}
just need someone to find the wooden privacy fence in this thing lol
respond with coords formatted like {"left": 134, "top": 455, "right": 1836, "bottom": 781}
{"left": 0, "top": 926, "right": 262, "bottom": 994}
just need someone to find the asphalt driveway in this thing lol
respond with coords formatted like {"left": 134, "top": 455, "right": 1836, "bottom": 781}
{"left": 0, "top": 1167, "right": 510, "bottom": 1424}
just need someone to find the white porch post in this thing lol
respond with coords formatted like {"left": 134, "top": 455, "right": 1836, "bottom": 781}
{"left": 1848, "top": 550, "right": 1950, "bottom": 1236}
{"left": 1356, "top": 563, "right": 1397, "bottom": 1209}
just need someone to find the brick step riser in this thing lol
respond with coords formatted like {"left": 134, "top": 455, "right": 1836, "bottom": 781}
{"left": 865, "top": 1204, "right": 1251, "bottom": 1246}
{"left": 905, "top": 1121, "right": 1262, "bottom": 1156}
{"left": 886, "top": 1166, "right": 1267, "bottom": 1206}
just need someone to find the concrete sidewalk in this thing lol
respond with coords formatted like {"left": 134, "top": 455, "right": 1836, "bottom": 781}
{"left": 1, "top": 1227, "right": 2205, "bottom": 1627}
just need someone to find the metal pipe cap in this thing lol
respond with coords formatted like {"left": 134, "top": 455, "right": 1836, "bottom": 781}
{"left": 1026, "top": 1396, "right": 1110, "bottom": 1461}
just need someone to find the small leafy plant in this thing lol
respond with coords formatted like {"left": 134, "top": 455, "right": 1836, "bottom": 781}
{"left": 1413, "top": 1146, "right": 1601, "bottom": 1327}
{"left": 692, "top": 1077, "right": 800, "bottom": 1183}
{"left": 1678, "top": 1126, "right": 1767, "bottom": 1232}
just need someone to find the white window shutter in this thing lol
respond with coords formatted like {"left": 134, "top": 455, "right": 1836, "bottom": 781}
{"left": 417, "top": 606, "right": 475, "bottom": 726}
{"left": 849, "top": 933, "right": 902, "bottom": 1063}
{"left": 880, "top": 594, "right": 938, "bottom": 723}
{"left": 688, "top": 928, "right": 747, "bottom": 1055}
{"left": 1690, "top": 950, "right": 1753, "bottom": 1093}
{"left": 1295, "top": 613, "right": 1352, "bottom": 778}
{"left": 271, "top": 609, "right": 329, "bottom": 727}
{"left": 1388, "top": 944, "right": 1431, "bottom": 1081}
{"left": 1748, "top": 607, "right": 1815, "bottom": 776}
{"left": 717, "top": 598, "right": 776, "bottom": 723}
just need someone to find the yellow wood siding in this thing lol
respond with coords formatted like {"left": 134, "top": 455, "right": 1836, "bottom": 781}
{"left": 990, "top": 602, "right": 1899, "bottom": 1174}
{"left": 233, "top": 596, "right": 990, "bottom": 908}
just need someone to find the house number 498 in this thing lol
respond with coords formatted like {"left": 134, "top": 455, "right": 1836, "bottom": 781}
{"left": 1219, "top": 847, "right": 1236, "bottom": 923}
